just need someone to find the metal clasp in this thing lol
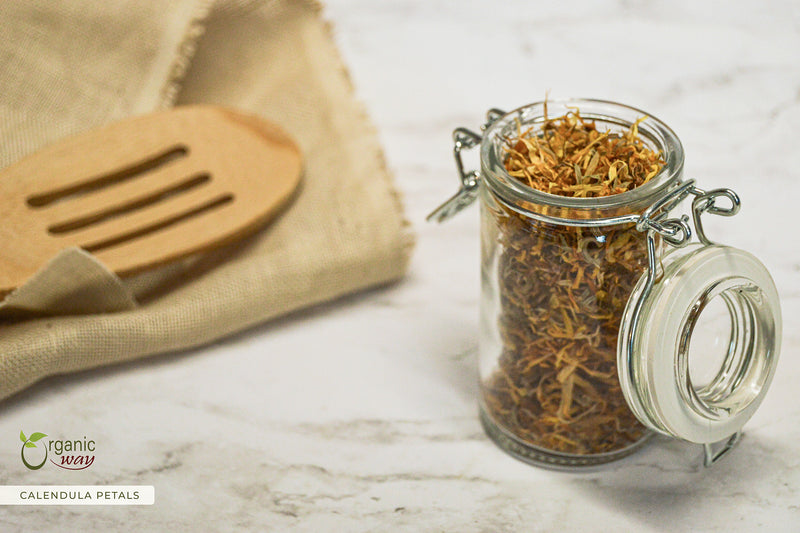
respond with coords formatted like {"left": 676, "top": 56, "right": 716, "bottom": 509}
{"left": 635, "top": 180, "right": 741, "bottom": 248}
{"left": 692, "top": 188, "right": 741, "bottom": 245}
{"left": 427, "top": 109, "right": 507, "bottom": 223}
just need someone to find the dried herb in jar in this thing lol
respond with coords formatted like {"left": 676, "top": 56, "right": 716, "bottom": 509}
{"left": 482, "top": 107, "right": 665, "bottom": 455}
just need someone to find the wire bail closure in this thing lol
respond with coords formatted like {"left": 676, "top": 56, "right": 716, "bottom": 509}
{"left": 624, "top": 180, "right": 756, "bottom": 466}
{"left": 427, "top": 109, "right": 506, "bottom": 223}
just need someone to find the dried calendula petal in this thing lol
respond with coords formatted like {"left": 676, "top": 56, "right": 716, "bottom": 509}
{"left": 482, "top": 106, "right": 664, "bottom": 455}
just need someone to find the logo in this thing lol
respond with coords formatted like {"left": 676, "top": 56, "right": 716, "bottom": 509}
{"left": 20, "top": 431, "right": 96, "bottom": 471}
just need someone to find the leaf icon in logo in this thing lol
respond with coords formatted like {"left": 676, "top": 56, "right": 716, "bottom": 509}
{"left": 20, "top": 432, "right": 48, "bottom": 471}
{"left": 19, "top": 431, "right": 47, "bottom": 448}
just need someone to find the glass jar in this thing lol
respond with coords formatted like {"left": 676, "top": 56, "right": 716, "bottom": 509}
{"left": 430, "top": 99, "right": 782, "bottom": 469}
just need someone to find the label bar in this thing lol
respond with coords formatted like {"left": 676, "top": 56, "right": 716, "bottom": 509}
{"left": 0, "top": 486, "right": 154, "bottom": 505}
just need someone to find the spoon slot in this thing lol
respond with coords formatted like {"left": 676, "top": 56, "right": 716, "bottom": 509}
{"left": 82, "top": 193, "right": 234, "bottom": 253}
{"left": 27, "top": 145, "right": 189, "bottom": 208}
{"left": 47, "top": 172, "right": 212, "bottom": 234}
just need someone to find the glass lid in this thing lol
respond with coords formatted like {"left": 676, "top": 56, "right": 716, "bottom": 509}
{"left": 618, "top": 242, "right": 782, "bottom": 444}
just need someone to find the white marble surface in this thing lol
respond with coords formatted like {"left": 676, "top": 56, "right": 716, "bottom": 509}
{"left": 2, "top": 0, "right": 799, "bottom": 530}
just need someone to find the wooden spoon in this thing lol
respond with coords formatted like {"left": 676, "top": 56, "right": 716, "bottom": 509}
{"left": 0, "top": 105, "right": 302, "bottom": 296}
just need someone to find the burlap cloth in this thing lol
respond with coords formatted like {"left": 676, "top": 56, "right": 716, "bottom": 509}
{"left": 0, "top": 0, "right": 413, "bottom": 401}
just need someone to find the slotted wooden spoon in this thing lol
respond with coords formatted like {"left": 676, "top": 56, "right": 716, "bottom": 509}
{"left": 0, "top": 105, "right": 302, "bottom": 296}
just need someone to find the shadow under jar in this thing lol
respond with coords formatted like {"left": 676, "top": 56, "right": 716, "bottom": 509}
{"left": 431, "top": 99, "right": 782, "bottom": 469}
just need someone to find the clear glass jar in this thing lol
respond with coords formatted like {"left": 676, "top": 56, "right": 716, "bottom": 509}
{"left": 431, "top": 99, "right": 782, "bottom": 469}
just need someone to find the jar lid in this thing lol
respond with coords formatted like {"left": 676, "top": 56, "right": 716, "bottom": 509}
{"left": 617, "top": 243, "right": 782, "bottom": 444}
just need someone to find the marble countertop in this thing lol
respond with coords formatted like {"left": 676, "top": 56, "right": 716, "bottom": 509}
{"left": 2, "top": 0, "right": 799, "bottom": 530}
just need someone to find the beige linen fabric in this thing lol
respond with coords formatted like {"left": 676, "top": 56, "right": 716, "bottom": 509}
{"left": 0, "top": 0, "right": 413, "bottom": 400}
